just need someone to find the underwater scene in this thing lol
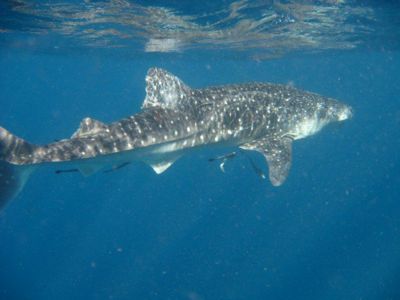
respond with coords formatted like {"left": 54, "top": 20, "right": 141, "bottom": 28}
{"left": 0, "top": 1, "right": 399, "bottom": 299}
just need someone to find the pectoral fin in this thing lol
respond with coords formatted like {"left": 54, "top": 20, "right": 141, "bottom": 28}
{"left": 240, "top": 137, "right": 292, "bottom": 186}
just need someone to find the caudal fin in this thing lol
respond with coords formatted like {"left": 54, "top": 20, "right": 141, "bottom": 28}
{"left": 0, "top": 127, "right": 36, "bottom": 211}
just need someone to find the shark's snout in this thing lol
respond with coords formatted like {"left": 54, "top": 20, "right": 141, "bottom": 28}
{"left": 337, "top": 104, "right": 353, "bottom": 121}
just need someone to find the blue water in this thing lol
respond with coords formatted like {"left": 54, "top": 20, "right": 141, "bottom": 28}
{"left": 1, "top": 1, "right": 400, "bottom": 299}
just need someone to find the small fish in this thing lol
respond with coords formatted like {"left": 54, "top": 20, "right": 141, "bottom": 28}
{"left": 55, "top": 168, "right": 79, "bottom": 174}
{"left": 104, "top": 162, "right": 131, "bottom": 173}
{"left": 209, "top": 152, "right": 237, "bottom": 172}
{"left": 209, "top": 150, "right": 266, "bottom": 179}
{"left": 208, "top": 152, "right": 237, "bottom": 162}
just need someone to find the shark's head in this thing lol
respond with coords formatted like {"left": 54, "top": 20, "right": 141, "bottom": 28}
{"left": 289, "top": 98, "right": 352, "bottom": 140}
{"left": 322, "top": 99, "right": 353, "bottom": 122}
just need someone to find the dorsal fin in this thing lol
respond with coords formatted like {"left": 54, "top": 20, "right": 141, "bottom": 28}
{"left": 142, "top": 68, "right": 192, "bottom": 110}
{"left": 72, "top": 117, "right": 107, "bottom": 138}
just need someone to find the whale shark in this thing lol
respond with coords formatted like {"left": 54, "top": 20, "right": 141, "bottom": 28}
{"left": 0, "top": 68, "right": 352, "bottom": 210}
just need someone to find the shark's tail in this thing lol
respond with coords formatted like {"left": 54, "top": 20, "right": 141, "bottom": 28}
{"left": 0, "top": 127, "right": 37, "bottom": 211}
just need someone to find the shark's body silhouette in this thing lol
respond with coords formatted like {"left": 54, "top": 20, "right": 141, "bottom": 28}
{"left": 0, "top": 68, "right": 352, "bottom": 210}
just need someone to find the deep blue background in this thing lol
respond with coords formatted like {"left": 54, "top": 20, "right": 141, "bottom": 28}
{"left": 0, "top": 48, "right": 399, "bottom": 300}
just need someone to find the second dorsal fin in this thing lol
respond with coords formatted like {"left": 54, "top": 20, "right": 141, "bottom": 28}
{"left": 71, "top": 117, "right": 107, "bottom": 138}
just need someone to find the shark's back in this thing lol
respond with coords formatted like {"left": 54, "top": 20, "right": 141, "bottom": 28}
{"left": 187, "top": 82, "right": 332, "bottom": 144}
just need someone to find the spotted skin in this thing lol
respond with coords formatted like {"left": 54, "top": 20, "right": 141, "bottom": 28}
{"left": 0, "top": 68, "right": 352, "bottom": 209}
